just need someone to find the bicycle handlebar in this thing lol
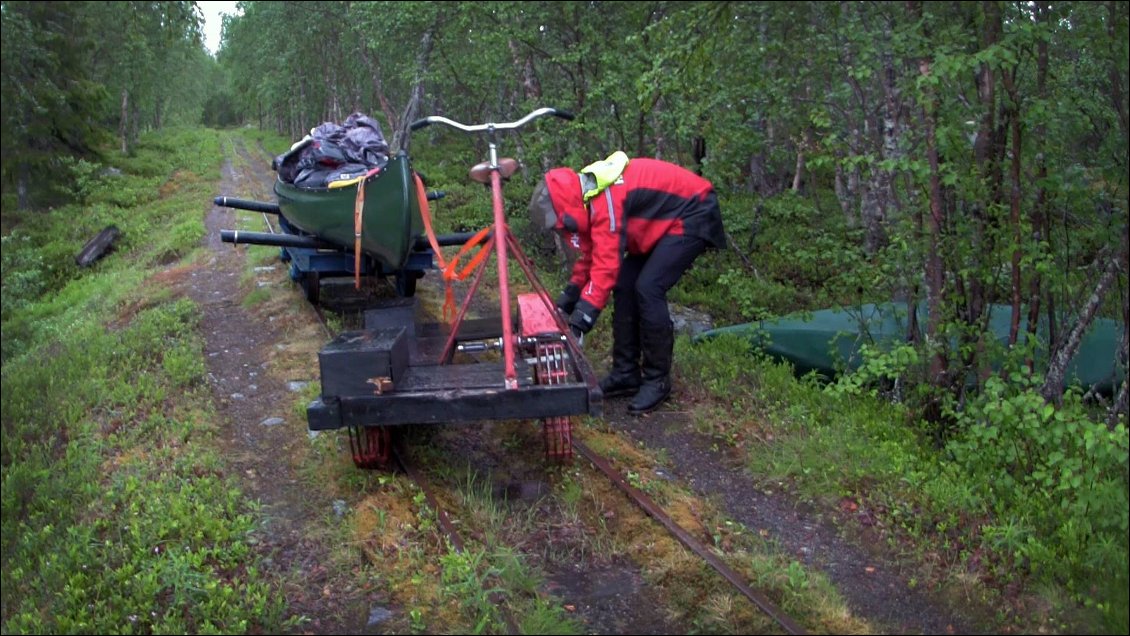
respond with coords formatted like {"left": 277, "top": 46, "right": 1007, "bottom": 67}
{"left": 409, "top": 107, "right": 574, "bottom": 133}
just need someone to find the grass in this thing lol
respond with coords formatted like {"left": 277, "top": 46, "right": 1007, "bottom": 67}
{"left": 1, "top": 127, "right": 289, "bottom": 633}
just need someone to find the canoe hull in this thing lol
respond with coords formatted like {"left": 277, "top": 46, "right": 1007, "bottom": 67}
{"left": 699, "top": 302, "right": 1124, "bottom": 394}
{"left": 274, "top": 154, "right": 423, "bottom": 271}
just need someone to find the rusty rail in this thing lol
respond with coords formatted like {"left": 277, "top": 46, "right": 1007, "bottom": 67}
{"left": 572, "top": 439, "right": 808, "bottom": 635}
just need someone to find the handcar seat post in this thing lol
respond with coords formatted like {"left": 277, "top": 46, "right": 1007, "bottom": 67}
{"left": 488, "top": 167, "right": 520, "bottom": 389}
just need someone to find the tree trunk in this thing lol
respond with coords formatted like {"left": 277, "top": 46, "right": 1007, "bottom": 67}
{"left": 395, "top": 23, "right": 437, "bottom": 153}
{"left": 298, "top": 80, "right": 309, "bottom": 138}
{"left": 652, "top": 98, "right": 668, "bottom": 160}
{"left": 1113, "top": 219, "right": 1130, "bottom": 427}
{"left": 1110, "top": 368, "right": 1129, "bottom": 428}
{"left": 965, "top": 0, "right": 1004, "bottom": 385}
{"left": 791, "top": 130, "right": 806, "bottom": 193}
{"left": 17, "top": 161, "right": 29, "bottom": 210}
{"left": 691, "top": 136, "right": 707, "bottom": 176}
{"left": 1027, "top": 1, "right": 1051, "bottom": 361}
{"left": 1002, "top": 66, "right": 1024, "bottom": 345}
{"left": 920, "top": 56, "right": 947, "bottom": 387}
{"left": 328, "top": 66, "right": 341, "bottom": 123}
{"left": 748, "top": 144, "right": 770, "bottom": 195}
{"left": 861, "top": 37, "right": 902, "bottom": 255}
{"left": 1041, "top": 250, "right": 1125, "bottom": 402}
{"left": 129, "top": 99, "right": 140, "bottom": 153}
{"left": 120, "top": 87, "right": 130, "bottom": 154}
{"left": 508, "top": 37, "right": 546, "bottom": 173}
{"left": 747, "top": 8, "right": 774, "bottom": 196}
{"left": 836, "top": 2, "right": 865, "bottom": 228}
{"left": 860, "top": 185, "right": 887, "bottom": 254}
{"left": 360, "top": 42, "right": 399, "bottom": 138}
{"left": 509, "top": 38, "right": 543, "bottom": 105}
{"left": 834, "top": 162, "right": 856, "bottom": 225}
{"left": 1106, "top": 1, "right": 1129, "bottom": 135}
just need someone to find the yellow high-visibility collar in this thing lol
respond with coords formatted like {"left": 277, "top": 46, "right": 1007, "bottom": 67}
{"left": 580, "top": 151, "right": 629, "bottom": 202}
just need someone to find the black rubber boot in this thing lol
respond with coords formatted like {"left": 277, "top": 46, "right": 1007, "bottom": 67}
{"left": 628, "top": 321, "right": 673, "bottom": 414}
{"left": 599, "top": 316, "right": 641, "bottom": 397}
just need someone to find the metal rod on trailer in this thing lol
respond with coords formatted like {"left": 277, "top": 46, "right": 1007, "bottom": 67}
{"left": 488, "top": 151, "right": 519, "bottom": 390}
{"left": 440, "top": 240, "right": 496, "bottom": 364}
{"left": 220, "top": 229, "right": 339, "bottom": 250}
{"left": 213, "top": 196, "right": 281, "bottom": 215}
{"left": 213, "top": 190, "right": 440, "bottom": 217}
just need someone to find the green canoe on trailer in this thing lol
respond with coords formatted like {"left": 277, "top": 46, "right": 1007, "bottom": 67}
{"left": 698, "top": 302, "right": 1125, "bottom": 395}
{"left": 274, "top": 153, "right": 424, "bottom": 271}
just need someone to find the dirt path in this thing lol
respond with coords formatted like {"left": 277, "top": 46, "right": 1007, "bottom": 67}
{"left": 610, "top": 406, "right": 976, "bottom": 634}
{"left": 186, "top": 136, "right": 370, "bottom": 633}
{"left": 184, "top": 136, "right": 985, "bottom": 635}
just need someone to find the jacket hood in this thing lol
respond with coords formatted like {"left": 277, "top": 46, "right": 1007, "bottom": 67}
{"left": 544, "top": 167, "right": 588, "bottom": 233}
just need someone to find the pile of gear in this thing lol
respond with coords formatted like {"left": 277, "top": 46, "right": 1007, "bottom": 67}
{"left": 272, "top": 112, "right": 390, "bottom": 189}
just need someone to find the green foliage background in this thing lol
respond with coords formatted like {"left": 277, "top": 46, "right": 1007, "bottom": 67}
{"left": 1, "top": 1, "right": 1127, "bottom": 633}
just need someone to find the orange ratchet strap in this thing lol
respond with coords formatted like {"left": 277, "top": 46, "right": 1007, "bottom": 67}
{"left": 413, "top": 172, "right": 492, "bottom": 323}
{"left": 353, "top": 178, "right": 365, "bottom": 289}
{"left": 351, "top": 167, "right": 381, "bottom": 290}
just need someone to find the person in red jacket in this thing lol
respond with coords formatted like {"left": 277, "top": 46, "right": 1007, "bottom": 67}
{"left": 528, "top": 152, "right": 725, "bottom": 414}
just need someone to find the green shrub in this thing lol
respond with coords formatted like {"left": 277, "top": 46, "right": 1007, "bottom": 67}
{"left": 2, "top": 127, "right": 285, "bottom": 635}
{"left": 946, "top": 372, "right": 1129, "bottom": 611}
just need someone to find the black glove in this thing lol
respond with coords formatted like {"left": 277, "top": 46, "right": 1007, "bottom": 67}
{"left": 568, "top": 300, "right": 601, "bottom": 335}
{"left": 556, "top": 283, "right": 581, "bottom": 315}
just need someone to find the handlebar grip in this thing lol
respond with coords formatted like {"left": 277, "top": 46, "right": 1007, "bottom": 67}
{"left": 553, "top": 109, "right": 576, "bottom": 121}
{"left": 409, "top": 118, "right": 431, "bottom": 131}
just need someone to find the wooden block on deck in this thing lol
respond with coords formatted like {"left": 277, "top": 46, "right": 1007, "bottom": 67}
{"left": 319, "top": 327, "right": 408, "bottom": 398}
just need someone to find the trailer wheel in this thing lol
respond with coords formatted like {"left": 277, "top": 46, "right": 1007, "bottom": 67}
{"left": 302, "top": 271, "right": 321, "bottom": 304}
{"left": 533, "top": 338, "right": 574, "bottom": 463}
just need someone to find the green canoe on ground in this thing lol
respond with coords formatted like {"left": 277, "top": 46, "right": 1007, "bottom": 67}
{"left": 697, "top": 302, "right": 1125, "bottom": 395}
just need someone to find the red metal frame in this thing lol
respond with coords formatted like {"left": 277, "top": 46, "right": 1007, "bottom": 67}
{"left": 489, "top": 170, "right": 520, "bottom": 389}
{"left": 437, "top": 175, "right": 582, "bottom": 391}
{"left": 414, "top": 109, "right": 586, "bottom": 394}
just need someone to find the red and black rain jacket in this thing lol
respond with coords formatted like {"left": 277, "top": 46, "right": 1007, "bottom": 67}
{"left": 545, "top": 158, "right": 725, "bottom": 311}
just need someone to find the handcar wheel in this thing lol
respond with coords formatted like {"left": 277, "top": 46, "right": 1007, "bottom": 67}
{"left": 348, "top": 425, "right": 393, "bottom": 470}
{"left": 543, "top": 416, "right": 574, "bottom": 463}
